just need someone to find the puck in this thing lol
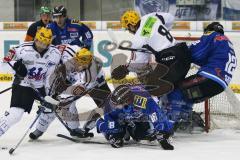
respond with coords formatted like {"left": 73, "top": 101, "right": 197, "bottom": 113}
{"left": 1, "top": 147, "right": 8, "bottom": 150}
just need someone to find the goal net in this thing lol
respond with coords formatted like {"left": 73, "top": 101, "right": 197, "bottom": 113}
{"left": 175, "top": 36, "right": 240, "bottom": 132}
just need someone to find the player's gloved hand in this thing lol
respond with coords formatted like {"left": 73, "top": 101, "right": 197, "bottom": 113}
{"left": 96, "top": 75, "right": 105, "bottom": 86}
{"left": 41, "top": 96, "right": 60, "bottom": 112}
{"left": 3, "top": 48, "right": 16, "bottom": 62}
{"left": 111, "top": 65, "right": 129, "bottom": 80}
{"left": 108, "top": 134, "right": 124, "bottom": 148}
{"left": 13, "top": 59, "right": 28, "bottom": 77}
{"left": 156, "top": 132, "right": 174, "bottom": 150}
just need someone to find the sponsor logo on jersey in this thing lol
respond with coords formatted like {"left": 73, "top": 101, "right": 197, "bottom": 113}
{"left": 161, "top": 56, "right": 175, "bottom": 61}
{"left": 215, "top": 35, "right": 229, "bottom": 41}
{"left": 47, "top": 61, "right": 56, "bottom": 67}
{"left": 24, "top": 49, "right": 34, "bottom": 52}
{"left": 61, "top": 39, "right": 74, "bottom": 44}
{"left": 23, "top": 60, "right": 34, "bottom": 65}
{"left": 133, "top": 95, "right": 147, "bottom": 109}
{"left": 141, "top": 17, "right": 157, "bottom": 37}
{"left": 36, "top": 61, "right": 46, "bottom": 65}
{"left": 70, "top": 32, "right": 79, "bottom": 38}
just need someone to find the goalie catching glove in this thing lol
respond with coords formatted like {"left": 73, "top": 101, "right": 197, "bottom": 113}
{"left": 111, "top": 65, "right": 129, "bottom": 80}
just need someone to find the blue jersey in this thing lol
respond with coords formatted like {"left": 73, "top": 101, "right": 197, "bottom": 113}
{"left": 96, "top": 85, "right": 174, "bottom": 137}
{"left": 189, "top": 32, "right": 237, "bottom": 88}
{"left": 47, "top": 18, "right": 93, "bottom": 49}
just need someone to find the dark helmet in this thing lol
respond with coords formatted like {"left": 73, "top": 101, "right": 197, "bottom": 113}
{"left": 52, "top": 5, "right": 67, "bottom": 17}
{"left": 110, "top": 85, "right": 134, "bottom": 105}
{"left": 204, "top": 22, "right": 224, "bottom": 34}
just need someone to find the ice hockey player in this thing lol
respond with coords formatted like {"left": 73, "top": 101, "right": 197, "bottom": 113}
{"left": 111, "top": 10, "right": 191, "bottom": 97}
{"left": 96, "top": 85, "right": 174, "bottom": 150}
{"left": 25, "top": 6, "right": 52, "bottom": 41}
{"left": 111, "top": 11, "right": 236, "bottom": 131}
{"left": 0, "top": 27, "right": 61, "bottom": 137}
{"left": 160, "top": 22, "right": 237, "bottom": 131}
{"left": 47, "top": 5, "right": 93, "bottom": 49}
{"left": 29, "top": 46, "right": 111, "bottom": 139}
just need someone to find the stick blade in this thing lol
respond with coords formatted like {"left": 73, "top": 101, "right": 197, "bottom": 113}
{"left": 9, "top": 148, "right": 15, "bottom": 155}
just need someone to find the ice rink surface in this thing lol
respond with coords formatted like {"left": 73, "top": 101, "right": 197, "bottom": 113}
{"left": 0, "top": 92, "right": 240, "bottom": 160}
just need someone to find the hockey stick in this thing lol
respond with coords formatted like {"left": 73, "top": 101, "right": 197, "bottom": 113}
{"left": 107, "top": 29, "right": 153, "bottom": 54}
{"left": 0, "top": 87, "right": 12, "bottom": 94}
{"left": 9, "top": 106, "right": 45, "bottom": 155}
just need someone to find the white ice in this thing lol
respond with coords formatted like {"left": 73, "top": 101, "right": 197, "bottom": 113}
{"left": 0, "top": 83, "right": 240, "bottom": 160}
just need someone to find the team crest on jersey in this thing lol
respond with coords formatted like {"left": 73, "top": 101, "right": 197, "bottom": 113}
{"left": 23, "top": 60, "right": 34, "bottom": 65}
{"left": 28, "top": 67, "right": 46, "bottom": 81}
{"left": 133, "top": 95, "right": 147, "bottom": 109}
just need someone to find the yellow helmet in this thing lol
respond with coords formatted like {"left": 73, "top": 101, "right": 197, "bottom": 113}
{"left": 120, "top": 10, "right": 140, "bottom": 29}
{"left": 35, "top": 27, "right": 52, "bottom": 45}
{"left": 74, "top": 48, "right": 93, "bottom": 65}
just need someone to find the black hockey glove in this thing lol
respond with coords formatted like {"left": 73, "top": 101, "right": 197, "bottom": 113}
{"left": 13, "top": 59, "right": 28, "bottom": 77}
{"left": 156, "top": 132, "right": 174, "bottom": 150}
{"left": 108, "top": 134, "right": 124, "bottom": 148}
{"left": 111, "top": 65, "right": 129, "bottom": 80}
{"left": 40, "top": 101, "right": 55, "bottom": 113}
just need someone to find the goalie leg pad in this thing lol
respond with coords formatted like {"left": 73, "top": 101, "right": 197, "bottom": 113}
{"left": 179, "top": 74, "right": 224, "bottom": 103}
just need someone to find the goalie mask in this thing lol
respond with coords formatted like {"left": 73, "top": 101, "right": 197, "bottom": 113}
{"left": 110, "top": 85, "right": 134, "bottom": 107}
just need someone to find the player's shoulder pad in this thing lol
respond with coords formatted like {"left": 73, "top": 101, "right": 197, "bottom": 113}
{"left": 46, "top": 22, "right": 55, "bottom": 29}
{"left": 16, "top": 41, "right": 34, "bottom": 48}
{"left": 49, "top": 45, "right": 62, "bottom": 55}
{"left": 203, "top": 31, "right": 215, "bottom": 36}
{"left": 70, "top": 19, "right": 83, "bottom": 26}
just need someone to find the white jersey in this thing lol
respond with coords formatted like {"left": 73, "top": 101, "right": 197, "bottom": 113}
{"left": 128, "top": 12, "right": 176, "bottom": 72}
{"left": 11, "top": 42, "right": 61, "bottom": 88}
{"left": 59, "top": 45, "right": 104, "bottom": 89}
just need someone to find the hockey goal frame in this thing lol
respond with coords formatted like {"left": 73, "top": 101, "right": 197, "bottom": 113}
{"left": 175, "top": 35, "right": 240, "bottom": 132}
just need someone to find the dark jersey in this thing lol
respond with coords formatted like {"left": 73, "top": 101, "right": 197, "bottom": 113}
{"left": 47, "top": 18, "right": 93, "bottom": 49}
{"left": 189, "top": 32, "right": 237, "bottom": 88}
{"left": 96, "top": 85, "right": 174, "bottom": 137}
{"left": 25, "top": 20, "right": 50, "bottom": 41}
